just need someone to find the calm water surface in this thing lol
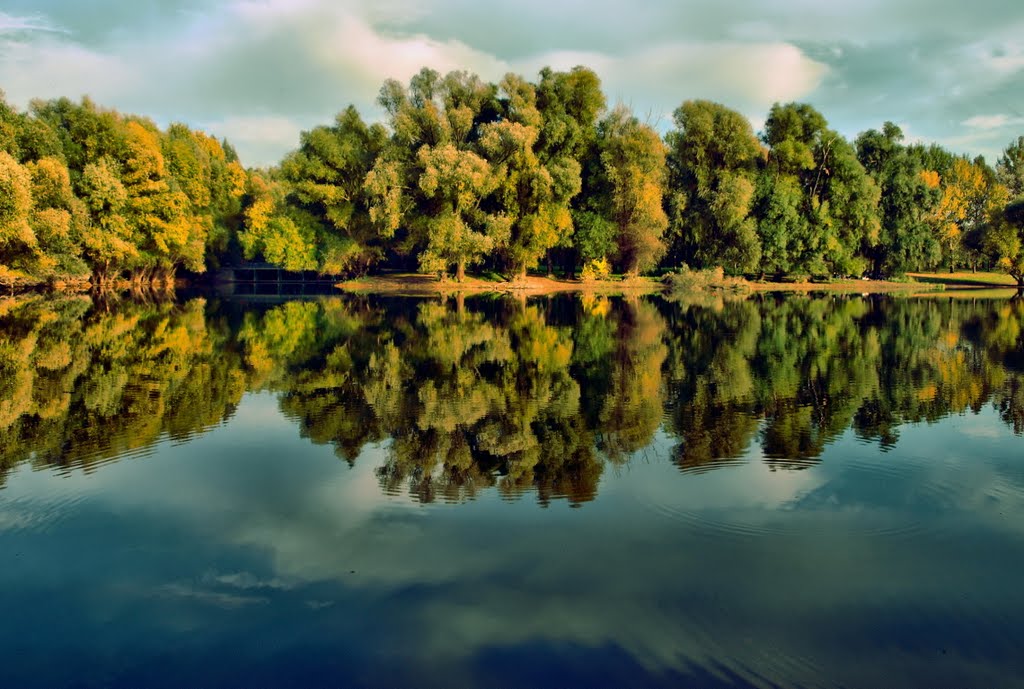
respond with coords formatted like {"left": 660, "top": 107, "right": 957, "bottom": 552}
{"left": 1, "top": 292, "right": 1023, "bottom": 689}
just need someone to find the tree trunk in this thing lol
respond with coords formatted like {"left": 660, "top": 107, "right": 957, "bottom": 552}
{"left": 455, "top": 260, "right": 465, "bottom": 283}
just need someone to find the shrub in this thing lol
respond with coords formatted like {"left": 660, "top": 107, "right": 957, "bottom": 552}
{"left": 663, "top": 264, "right": 750, "bottom": 295}
{"left": 580, "top": 257, "right": 612, "bottom": 281}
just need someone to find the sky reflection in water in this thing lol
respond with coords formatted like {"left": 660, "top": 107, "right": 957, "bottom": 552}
{"left": 1, "top": 292, "right": 1023, "bottom": 689}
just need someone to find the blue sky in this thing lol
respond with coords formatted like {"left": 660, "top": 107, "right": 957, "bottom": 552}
{"left": 1, "top": 0, "right": 1022, "bottom": 166}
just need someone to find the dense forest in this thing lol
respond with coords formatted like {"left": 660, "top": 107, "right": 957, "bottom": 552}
{"left": 2, "top": 65, "right": 1024, "bottom": 290}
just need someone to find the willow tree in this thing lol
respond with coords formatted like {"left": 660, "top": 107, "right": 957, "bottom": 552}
{"left": 0, "top": 151, "right": 37, "bottom": 283}
{"left": 987, "top": 198, "right": 1024, "bottom": 287}
{"left": 366, "top": 68, "right": 505, "bottom": 279}
{"left": 594, "top": 105, "right": 668, "bottom": 275}
{"left": 997, "top": 136, "right": 1024, "bottom": 199}
{"left": 855, "top": 123, "right": 941, "bottom": 276}
{"left": 665, "top": 100, "right": 763, "bottom": 273}
{"left": 534, "top": 67, "right": 606, "bottom": 274}
{"left": 28, "top": 156, "right": 89, "bottom": 278}
{"left": 417, "top": 144, "right": 505, "bottom": 280}
{"left": 280, "top": 106, "right": 389, "bottom": 275}
{"left": 757, "top": 102, "right": 879, "bottom": 277}
{"left": 477, "top": 73, "right": 580, "bottom": 279}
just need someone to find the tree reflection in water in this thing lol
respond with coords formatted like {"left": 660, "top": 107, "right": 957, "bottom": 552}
{"left": 2, "top": 292, "right": 1022, "bottom": 500}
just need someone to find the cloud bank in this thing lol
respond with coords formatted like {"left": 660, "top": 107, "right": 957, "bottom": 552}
{"left": 0, "top": 0, "right": 1021, "bottom": 165}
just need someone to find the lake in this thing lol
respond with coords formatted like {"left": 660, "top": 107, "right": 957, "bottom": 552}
{"left": 1, "top": 292, "right": 1023, "bottom": 689}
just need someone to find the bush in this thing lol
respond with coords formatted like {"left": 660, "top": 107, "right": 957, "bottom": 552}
{"left": 580, "top": 257, "right": 612, "bottom": 281}
{"left": 663, "top": 264, "right": 750, "bottom": 295}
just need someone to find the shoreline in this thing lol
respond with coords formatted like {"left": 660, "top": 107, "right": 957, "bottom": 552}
{"left": 335, "top": 274, "right": 664, "bottom": 296}
{"left": 3, "top": 272, "right": 1016, "bottom": 300}
{"left": 336, "top": 273, "right": 1020, "bottom": 297}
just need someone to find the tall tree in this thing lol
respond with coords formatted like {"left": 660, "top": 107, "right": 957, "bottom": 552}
{"left": 535, "top": 66, "right": 606, "bottom": 275}
{"left": 593, "top": 106, "right": 668, "bottom": 275}
{"left": 120, "top": 119, "right": 202, "bottom": 279}
{"left": 997, "top": 136, "right": 1024, "bottom": 199}
{"left": 756, "top": 102, "right": 880, "bottom": 277}
{"left": 27, "top": 156, "right": 89, "bottom": 278}
{"left": 855, "top": 124, "right": 941, "bottom": 276}
{"left": 237, "top": 170, "right": 319, "bottom": 272}
{"left": 367, "top": 68, "right": 505, "bottom": 279}
{"left": 985, "top": 197, "right": 1024, "bottom": 287}
{"left": 479, "top": 73, "right": 580, "bottom": 278}
{"left": 280, "top": 106, "right": 389, "bottom": 274}
{"left": 416, "top": 143, "right": 503, "bottom": 280}
{"left": 0, "top": 152, "right": 37, "bottom": 277}
{"left": 162, "top": 123, "right": 246, "bottom": 269}
{"left": 665, "top": 100, "right": 763, "bottom": 273}
{"left": 78, "top": 157, "right": 135, "bottom": 281}
{"left": 925, "top": 156, "right": 993, "bottom": 271}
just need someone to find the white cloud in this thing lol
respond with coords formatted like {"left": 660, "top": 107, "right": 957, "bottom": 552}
{"left": 0, "top": 12, "right": 64, "bottom": 34}
{"left": 199, "top": 115, "right": 308, "bottom": 165}
{"left": 0, "top": 0, "right": 1020, "bottom": 165}
{"left": 962, "top": 114, "right": 1024, "bottom": 130}
{"left": 0, "top": 2, "right": 515, "bottom": 164}
{"left": 0, "top": 3, "right": 828, "bottom": 165}
{"left": 0, "top": 33, "right": 138, "bottom": 104}
{"left": 516, "top": 41, "right": 827, "bottom": 131}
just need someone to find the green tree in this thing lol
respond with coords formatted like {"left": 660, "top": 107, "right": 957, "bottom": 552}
{"left": 479, "top": 73, "right": 579, "bottom": 278}
{"left": 237, "top": 171, "right": 319, "bottom": 272}
{"left": 280, "top": 106, "right": 389, "bottom": 274}
{"left": 595, "top": 105, "right": 668, "bottom": 275}
{"left": 367, "top": 68, "right": 505, "bottom": 278}
{"left": 31, "top": 97, "right": 124, "bottom": 182}
{"left": 534, "top": 66, "right": 606, "bottom": 275}
{"left": 665, "top": 100, "right": 763, "bottom": 273}
{"left": 416, "top": 144, "right": 503, "bottom": 280}
{"left": 997, "top": 135, "right": 1024, "bottom": 199}
{"left": 0, "top": 151, "right": 37, "bottom": 282}
{"left": 986, "top": 198, "right": 1024, "bottom": 287}
{"left": 855, "top": 124, "right": 941, "bottom": 276}
{"left": 78, "top": 157, "right": 135, "bottom": 280}
{"left": 757, "top": 103, "right": 880, "bottom": 278}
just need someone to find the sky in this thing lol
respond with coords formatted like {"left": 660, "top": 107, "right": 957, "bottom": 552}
{"left": 0, "top": 0, "right": 1022, "bottom": 166}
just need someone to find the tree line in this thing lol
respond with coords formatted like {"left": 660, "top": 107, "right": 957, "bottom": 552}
{"left": 0, "top": 96, "right": 246, "bottom": 291}
{"left": 3, "top": 66, "right": 1024, "bottom": 289}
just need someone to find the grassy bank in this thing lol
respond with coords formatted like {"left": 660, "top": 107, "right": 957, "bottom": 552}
{"left": 336, "top": 273, "right": 663, "bottom": 296}
{"left": 907, "top": 271, "right": 1019, "bottom": 288}
{"left": 337, "top": 269, "right": 1024, "bottom": 298}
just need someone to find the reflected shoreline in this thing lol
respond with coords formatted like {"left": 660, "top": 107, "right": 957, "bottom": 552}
{"left": 1, "top": 291, "right": 1023, "bottom": 503}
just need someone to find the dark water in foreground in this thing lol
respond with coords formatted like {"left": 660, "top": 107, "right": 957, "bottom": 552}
{"left": 1, "top": 292, "right": 1023, "bottom": 689}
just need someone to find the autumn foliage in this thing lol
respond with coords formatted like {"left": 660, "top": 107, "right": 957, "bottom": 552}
{"left": 2, "top": 67, "right": 1024, "bottom": 289}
